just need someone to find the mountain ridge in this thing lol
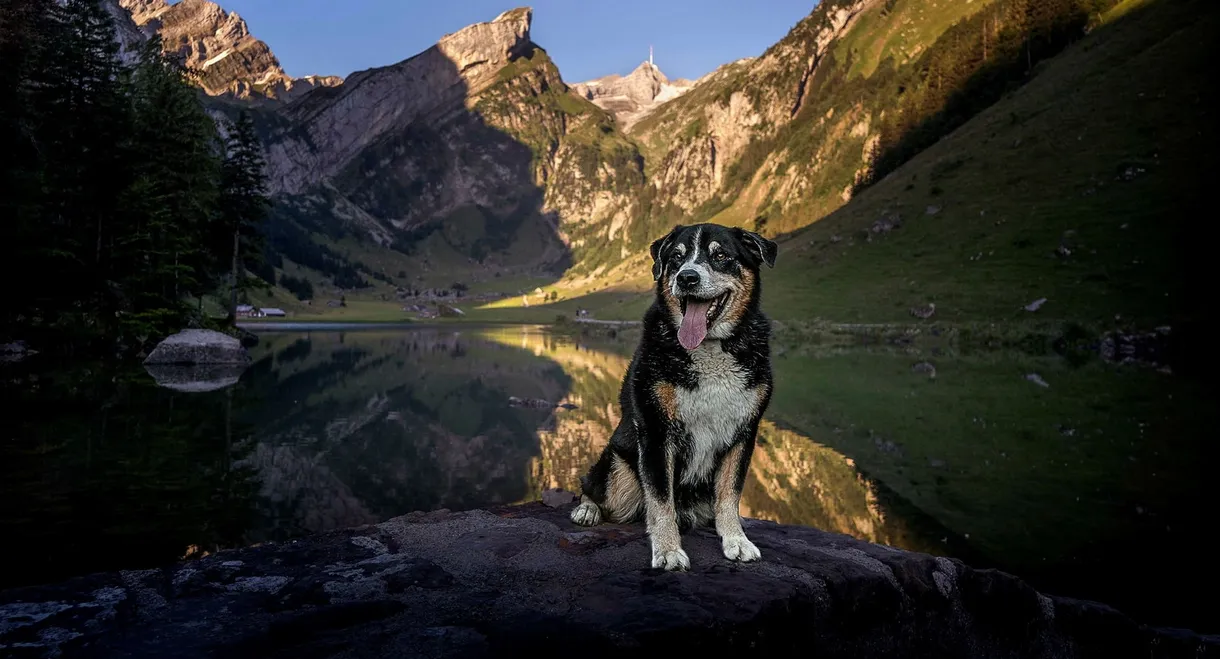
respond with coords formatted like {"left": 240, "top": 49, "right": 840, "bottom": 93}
{"left": 105, "top": 0, "right": 1207, "bottom": 334}
{"left": 118, "top": 0, "right": 341, "bottom": 102}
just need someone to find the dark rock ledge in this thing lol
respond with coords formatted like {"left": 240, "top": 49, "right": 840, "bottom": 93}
{"left": 1, "top": 497, "right": 1215, "bottom": 658}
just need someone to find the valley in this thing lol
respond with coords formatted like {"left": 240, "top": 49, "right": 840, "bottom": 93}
{"left": 3, "top": 0, "right": 1215, "bottom": 645}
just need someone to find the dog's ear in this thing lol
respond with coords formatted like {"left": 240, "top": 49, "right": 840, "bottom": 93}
{"left": 650, "top": 225, "right": 683, "bottom": 281}
{"left": 736, "top": 228, "right": 778, "bottom": 268}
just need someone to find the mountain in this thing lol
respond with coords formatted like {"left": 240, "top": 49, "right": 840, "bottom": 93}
{"left": 107, "top": 0, "right": 1210, "bottom": 330}
{"left": 214, "top": 7, "right": 646, "bottom": 296}
{"left": 570, "top": 61, "right": 696, "bottom": 130}
{"left": 118, "top": 0, "right": 341, "bottom": 102}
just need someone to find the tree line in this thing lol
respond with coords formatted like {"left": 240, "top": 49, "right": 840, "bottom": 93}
{"left": 0, "top": 0, "right": 270, "bottom": 353}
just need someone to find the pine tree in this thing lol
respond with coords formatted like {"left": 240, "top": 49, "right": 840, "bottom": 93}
{"left": 0, "top": 0, "right": 56, "bottom": 335}
{"left": 218, "top": 112, "right": 271, "bottom": 323}
{"left": 121, "top": 35, "right": 222, "bottom": 339}
{"left": 18, "top": 0, "right": 131, "bottom": 336}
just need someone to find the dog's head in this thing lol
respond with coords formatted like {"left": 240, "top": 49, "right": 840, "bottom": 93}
{"left": 650, "top": 223, "right": 777, "bottom": 350}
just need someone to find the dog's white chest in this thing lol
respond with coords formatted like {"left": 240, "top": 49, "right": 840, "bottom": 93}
{"left": 674, "top": 344, "right": 758, "bottom": 484}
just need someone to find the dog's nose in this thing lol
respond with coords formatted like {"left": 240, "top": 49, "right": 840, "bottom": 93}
{"left": 676, "top": 270, "right": 700, "bottom": 291}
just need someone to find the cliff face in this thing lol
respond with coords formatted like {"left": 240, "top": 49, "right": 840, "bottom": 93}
{"left": 118, "top": 0, "right": 341, "bottom": 102}
{"left": 265, "top": 8, "right": 535, "bottom": 195}
{"left": 243, "top": 7, "right": 645, "bottom": 282}
{"left": 629, "top": 0, "right": 877, "bottom": 219}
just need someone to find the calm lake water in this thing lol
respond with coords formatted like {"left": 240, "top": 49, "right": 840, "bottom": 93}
{"left": 1, "top": 325, "right": 1214, "bottom": 632}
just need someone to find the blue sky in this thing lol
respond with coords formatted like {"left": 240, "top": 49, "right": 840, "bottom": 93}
{"left": 212, "top": 0, "right": 817, "bottom": 83}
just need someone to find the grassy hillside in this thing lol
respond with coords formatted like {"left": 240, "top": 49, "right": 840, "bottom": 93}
{"left": 766, "top": 0, "right": 1213, "bottom": 328}
{"left": 462, "top": 0, "right": 1211, "bottom": 337}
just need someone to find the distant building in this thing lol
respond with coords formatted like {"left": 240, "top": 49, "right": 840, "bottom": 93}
{"left": 259, "top": 308, "right": 287, "bottom": 317}
{"left": 235, "top": 304, "right": 258, "bottom": 317}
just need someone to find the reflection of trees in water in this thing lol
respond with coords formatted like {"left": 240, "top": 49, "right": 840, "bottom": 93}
{"left": 0, "top": 362, "right": 259, "bottom": 588}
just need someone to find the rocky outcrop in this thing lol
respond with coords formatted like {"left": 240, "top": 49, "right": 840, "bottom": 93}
{"left": 571, "top": 61, "right": 695, "bottom": 129}
{"left": 118, "top": 0, "right": 342, "bottom": 101}
{"left": 630, "top": 0, "right": 877, "bottom": 222}
{"left": 265, "top": 7, "right": 533, "bottom": 195}
{"left": 0, "top": 499, "right": 1212, "bottom": 658}
{"left": 238, "top": 7, "right": 643, "bottom": 279}
{"left": 99, "top": 0, "right": 148, "bottom": 64}
{"left": 143, "top": 329, "right": 251, "bottom": 365}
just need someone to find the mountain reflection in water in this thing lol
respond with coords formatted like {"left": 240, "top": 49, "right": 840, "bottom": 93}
{"left": 232, "top": 326, "right": 926, "bottom": 551}
{"left": 1, "top": 324, "right": 1210, "bottom": 633}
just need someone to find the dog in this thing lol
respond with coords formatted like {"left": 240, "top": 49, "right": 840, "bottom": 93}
{"left": 570, "top": 223, "right": 777, "bottom": 570}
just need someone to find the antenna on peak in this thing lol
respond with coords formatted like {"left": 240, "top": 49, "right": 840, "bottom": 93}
{"left": 649, "top": 45, "right": 654, "bottom": 67}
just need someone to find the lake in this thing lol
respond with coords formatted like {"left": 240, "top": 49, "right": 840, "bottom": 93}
{"left": 1, "top": 324, "right": 1213, "bottom": 632}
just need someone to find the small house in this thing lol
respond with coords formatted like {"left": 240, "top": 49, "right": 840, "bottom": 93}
{"left": 236, "top": 304, "right": 258, "bottom": 317}
{"left": 259, "top": 307, "right": 287, "bottom": 317}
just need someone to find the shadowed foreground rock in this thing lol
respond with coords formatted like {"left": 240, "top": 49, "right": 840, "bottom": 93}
{"left": 1, "top": 498, "right": 1214, "bottom": 658}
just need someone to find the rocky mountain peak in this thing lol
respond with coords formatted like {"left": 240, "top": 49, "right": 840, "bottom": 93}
{"left": 118, "top": 0, "right": 342, "bottom": 102}
{"left": 571, "top": 59, "right": 695, "bottom": 130}
{"left": 434, "top": 6, "right": 533, "bottom": 94}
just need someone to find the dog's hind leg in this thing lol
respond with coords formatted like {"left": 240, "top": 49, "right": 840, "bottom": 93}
{"left": 603, "top": 454, "right": 643, "bottom": 523}
{"left": 714, "top": 424, "right": 761, "bottom": 562}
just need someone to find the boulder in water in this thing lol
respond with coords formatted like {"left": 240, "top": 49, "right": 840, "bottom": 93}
{"left": 144, "top": 363, "right": 246, "bottom": 393}
{"left": 143, "top": 329, "right": 251, "bottom": 366}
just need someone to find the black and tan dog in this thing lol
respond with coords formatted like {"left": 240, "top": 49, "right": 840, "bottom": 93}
{"left": 571, "top": 223, "right": 777, "bottom": 570}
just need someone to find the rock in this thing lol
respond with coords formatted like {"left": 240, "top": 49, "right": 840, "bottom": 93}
{"left": 507, "top": 396, "right": 554, "bottom": 409}
{"left": 1099, "top": 329, "right": 1172, "bottom": 368}
{"left": 870, "top": 212, "right": 902, "bottom": 234}
{"left": 911, "top": 362, "right": 937, "bottom": 378}
{"left": 1116, "top": 163, "right": 1147, "bottom": 181}
{"left": 143, "top": 363, "right": 246, "bottom": 392}
{"left": 571, "top": 60, "right": 696, "bottom": 130}
{"left": 1025, "top": 373, "right": 1050, "bottom": 388}
{"left": 873, "top": 436, "right": 904, "bottom": 457}
{"left": 1025, "top": 297, "right": 1048, "bottom": 312}
{"left": 0, "top": 340, "right": 28, "bottom": 353}
{"left": 437, "top": 304, "right": 465, "bottom": 317}
{"left": 925, "top": 205, "right": 941, "bottom": 216}
{"left": 143, "top": 329, "right": 251, "bottom": 366}
{"left": 0, "top": 340, "right": 37, "bottom": 363}
{"left": 540, "top": 488, "right": 576, "bottom": 507}
{"left": 1, "top": 499, "right": 1210, "bottom": 658}
{"left": 119, "top": 0, "right": 342, "bottom": 101}
{"left": 909, "top": 302, "right": 936, "bottom": 319}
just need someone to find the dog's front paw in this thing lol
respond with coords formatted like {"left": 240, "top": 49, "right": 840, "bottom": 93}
{"left": 651, "top": 547, "right": 691, "bottom": 571}
{"left": 570, "top": 501, "right": 602, "bottom": 527}
{"left": 722, "top": 534, "right": 761, "bottom": 562}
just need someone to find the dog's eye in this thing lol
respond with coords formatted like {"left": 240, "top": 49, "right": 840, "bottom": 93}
{"left": 712, "top": 251, "right": 730, "bottom": 263}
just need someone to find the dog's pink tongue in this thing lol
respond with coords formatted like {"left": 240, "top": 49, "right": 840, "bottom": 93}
{"left": 678, "top": 300, "right": 711, "bottom": 350}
